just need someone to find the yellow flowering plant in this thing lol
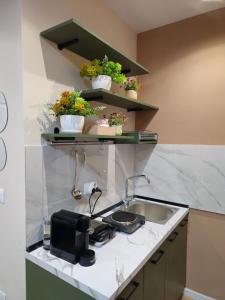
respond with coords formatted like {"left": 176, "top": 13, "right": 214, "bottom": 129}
{"left": 80, "top": 56, "right": 127, "bottom": 84}
{"left": 50, "top": 90, "right": 105, "bottom": 117}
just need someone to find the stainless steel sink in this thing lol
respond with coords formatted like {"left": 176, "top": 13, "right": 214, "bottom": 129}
{"left": 120, "top": 199, "right": 178, "bottom": 224}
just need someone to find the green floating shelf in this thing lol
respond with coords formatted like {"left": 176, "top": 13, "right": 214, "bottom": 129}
{"left": 81, "top": 89, "right": 158, "bottom": 112}
{"left": 42, "top": 133, "right": 157, "bottom": 145}
{"left": 40, "top": 19, "right": 149, "bottom": 76}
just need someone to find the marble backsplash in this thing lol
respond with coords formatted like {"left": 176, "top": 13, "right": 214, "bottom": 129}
{"left": 26, "top": 142, "right": 225, "bottom": 246}
{"left": 135, "top": 144, "right": 225, "bottom": 215}
{"left": 25, "top": 144, "right": 135, "bottom": 246}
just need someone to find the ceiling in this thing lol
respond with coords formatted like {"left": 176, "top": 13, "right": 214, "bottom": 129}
{"left": 104, "top": 0, "right": 225, "bottom": 33}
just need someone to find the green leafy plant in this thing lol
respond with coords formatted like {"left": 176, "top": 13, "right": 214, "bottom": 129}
{"left": 108, "top": 112, "right": 128, "bottom": 126}
{"left": 124, "top": 78, "right": 140, "bottom": 91}
{"left": 80, "top": 55, "right": 127, "bottom": 84}
{"left": 50, "top": 90, "right": 105, "bottom": 117}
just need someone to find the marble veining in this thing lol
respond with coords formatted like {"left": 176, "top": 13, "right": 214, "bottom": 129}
{"left": 135, "top": 144, "right": 225, "bottom": 215}
{"left": 26, "top": 142, "right": 225, "bottom": 248}
{"left": 115, "top": 256, "right": 125, "bottom": 288}
{"left": 26, "top": 144, "right": 135, "bottom": 246}
{"left": 26, "top": 200, "right": 188, "bottom": 300}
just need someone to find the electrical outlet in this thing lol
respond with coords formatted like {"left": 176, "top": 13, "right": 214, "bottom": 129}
{"left": 0, "top": 189, "right": 5, "bottom": 204}
{"left": 0, "top": 290, "right": 6, "bottom": 300}
{"left": 84, "top": 182, "right": 96, "bottom": 195}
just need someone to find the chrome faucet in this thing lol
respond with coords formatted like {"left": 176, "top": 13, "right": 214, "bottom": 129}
{"left": 124, "top": 174, "right": 150, "bottom": 207}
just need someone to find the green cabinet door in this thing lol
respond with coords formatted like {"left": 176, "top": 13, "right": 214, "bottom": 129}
{"left": 176, "top": 219, "right": 188, "bottom": 299}
{"left": 165, "top": 231, "right": 180, "bottom": 300}
{"left": 143, "top": 241, "right": 168, "bottom": 300}
{"left": 26, "top": 260, "right": 94, "bottom": 300}
{"left": 165, "top": 218, "right": 188, "bottom": 300}
{"left": 117, "top": 269, "right": 144, "bottom": 300}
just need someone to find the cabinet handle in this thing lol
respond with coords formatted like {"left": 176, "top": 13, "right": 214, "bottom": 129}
{"left": 169, "top": 232, "right": 178, "bottom": 242}
{"left": 180, "top": 219, "right": 188, "bottom": 227}
{"left": 120, "top": 281, "right": 139, "bottom": 300}
{"left": 150, "top": 250, "right": 165, "bottom": 264}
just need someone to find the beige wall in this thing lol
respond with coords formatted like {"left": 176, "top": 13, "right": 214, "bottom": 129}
{"left": 22, "top": 0, "right": 137, "bottom": 145}
{"left": 187, "top": 209, "right": 225, "bottom": 299}
{"left": 137, "top": 9, "right": 225, "bottom": 299}
{"left": 137, "top": 8, "right": 225, "bottom": 145}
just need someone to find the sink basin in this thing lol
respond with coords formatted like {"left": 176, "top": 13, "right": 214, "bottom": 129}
{"left": 120, "top": 199, "right": 178, "bottom": 224}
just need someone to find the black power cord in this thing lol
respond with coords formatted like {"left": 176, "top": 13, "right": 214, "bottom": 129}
{"left": 91, "top": 190, "right": 102, "bottom": 215}
{"left": 88, "top": 186, "right": 102, "bottom": 216}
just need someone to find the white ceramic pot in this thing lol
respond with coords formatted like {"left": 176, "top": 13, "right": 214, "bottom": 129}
{"left": 60, "top": 115, "right": 84, "bottom": 133}
{"left": 92, "top": 75, "right": 112, "bottom": 90}
{"left": 126, "top": 90, "right": 137, "bottom": 100}
{"left": 115, "top": 125, "right": 123, "bottom": 136}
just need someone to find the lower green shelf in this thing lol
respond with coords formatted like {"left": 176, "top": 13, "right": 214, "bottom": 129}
{"left": 41, "top": 133, "right": 157, "bottom": 145}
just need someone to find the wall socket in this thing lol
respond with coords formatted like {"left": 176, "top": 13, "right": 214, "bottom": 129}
{"left": 0, "top": 188, "right": 5, "bottom": 204}
{"left": 84, "top": 182, "right": 96, "bottom": 195}
{"left": 0, "top": 290, "right": 6, "bottom": 300}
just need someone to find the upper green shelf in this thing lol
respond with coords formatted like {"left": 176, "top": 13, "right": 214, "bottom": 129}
{"left": 40, "top": 19, "right": 149, "bottom": 76}
{"left": 81, "top": 88, "right": 158, "bottom": 112}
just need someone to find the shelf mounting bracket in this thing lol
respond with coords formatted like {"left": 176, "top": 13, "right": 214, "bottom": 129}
{"left": 58, "top": 38, "right": 79, "bottom": 50}
{"left": 84, "top": 96, "right": 104, "bottom": 101}
{"left": 122, "top": 68, "right": 131, "bottom": 74}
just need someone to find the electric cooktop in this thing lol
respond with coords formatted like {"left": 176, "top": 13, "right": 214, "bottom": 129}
{"left": 102, "top": 210, "right": 145, "bottom": 234}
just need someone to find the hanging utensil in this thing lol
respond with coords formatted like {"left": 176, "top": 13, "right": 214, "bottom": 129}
{"left": 71, "top": 150, "right": 85, "bottom": 200}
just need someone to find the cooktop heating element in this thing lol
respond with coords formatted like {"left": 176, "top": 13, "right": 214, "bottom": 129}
{"left": 111, "top": 211, "right": 137, "bottom": 224}
{"left": 103, "top": 210, "right": 145, "bottom": 234}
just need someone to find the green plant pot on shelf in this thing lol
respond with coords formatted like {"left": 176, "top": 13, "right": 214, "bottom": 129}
{"left": 80, "top": 56, "right": 127, "bottom": 92}
{"left": 50, "top": 90, "right": 106, "bottom": 134}
{"left": 109, "top": 112, "right": 127, "bottom": 136}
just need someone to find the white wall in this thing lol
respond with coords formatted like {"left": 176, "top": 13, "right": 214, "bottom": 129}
{"left": 0, "top": 0, "right": 26, "bottom": 299}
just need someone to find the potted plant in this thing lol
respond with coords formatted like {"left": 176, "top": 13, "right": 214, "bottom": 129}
{"left": 80, "top": 55, "right": 127, "bottom": 91}
{"left": 50, "top": 90, "right": 103, "bottom": 133}
{"left": 108, "top": 112, "right": 128, "bottom": 136}
{"left": 124, "top": 78, "right": 140, "bottom": 100}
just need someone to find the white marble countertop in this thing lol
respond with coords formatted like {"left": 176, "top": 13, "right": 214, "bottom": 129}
{"left": 26, "top": 199, "right": 189, "bottom": 300}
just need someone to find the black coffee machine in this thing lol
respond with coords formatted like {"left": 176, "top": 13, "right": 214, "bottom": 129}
{"left": 50, "top": 210, "right": 91, "bottom": 264}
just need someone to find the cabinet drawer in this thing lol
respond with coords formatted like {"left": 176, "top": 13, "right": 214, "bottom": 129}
{"left": 117, "top": 270, "right": 143, "bottom": 300}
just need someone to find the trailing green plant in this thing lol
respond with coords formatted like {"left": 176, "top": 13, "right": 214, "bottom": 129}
{"left": 124, "top": 78, "right": 140, "bottom": 91}
{"left": 49, "top": 90, "right": 105, "bottom": 117}
{"left": 80, "top": 55, "right": 127, "bottom": 84}
{"left": 108, "top": 112, "right": 128, "bottom": 126}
